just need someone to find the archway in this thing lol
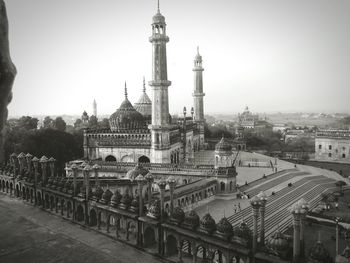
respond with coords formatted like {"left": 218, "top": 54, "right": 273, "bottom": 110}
{"left": 230, "top": 181, "right": 233, "bottom": 191}
{"left": 220, "top": 182, "right": 225, "bottom": 192}
{"left": 166, "top": 235, "right": 178, "bottom": 256}
{"left": 37, "top": 192, "right": 42, "bottom": 206}
{"left": 138, "top": 155, "right": 150, "bottom": 163}
{"left": 67, "top": 201, "right": 72, "bottom": 218}
{"left": 213, "top": 250, "right": 226, "bottom": 263}
{"left": 126, "top": 221, "right": 137, "bottom": 243}
{"left": 49, "top": 196, "right": 55, "bottom": 210}
{"left": 76, "top": 205, "right": 84, "bottom": 222}
{"left": 15, "top": 184, "right": 19, "bottom": 197}
{"left": 105, "top": 155, "right": 116, "bottom": 162}
{"left": 90, "top": 209, "right": 97, "bottom": 226}
{"left": 144, "top": 227, "right": 156, "bottom": 248}
{"left": 121, "top": 155, "right": 133, "bottom": 162}
{"left": 45, "top": 194, "right": 50, "bottom": 209}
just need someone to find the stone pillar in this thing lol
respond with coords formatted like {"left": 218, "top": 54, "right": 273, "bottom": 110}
{"left": 48, "top": 157, "right": 56, "bottom": 177}
{"left": 257, "top": 191, "right": 267, "bottom": 247}
{"left": 297, "top": 199, "right": 309, "bottom": 258}
{"left": 32, "top": 157, "right": 39, "bottom": 204}
{"left": 145, "top": 172, "right": 154, "bottom": 207}
{"left": 17, "top": 152, "right": 25, "bottom": 176}
{"left": 71, "top": 164, "right": 78, "bottom": 197}
{"left": 158, "top": 179, "right": 167, "bottom": 222}
{"left": 250, "top": 196, "right": 261, "bottom": 254}
{"left": 10, "top": 153, "right": 17, "bottom": 177}
{"left": 177, "top": 241, "right": 183, "bottom": 263}
{"left": 39, "top": 156, "right": 49, "bottom": 186}
{"left": 167, "top": 176, "right": 176, "bottom": 216}
{"left": 92, "top": 164, "right": 100, "bottom": 187}
{"left": 183, "top": 107, "right": 187, "bottom": 163}
{"left": 292, "top": 212, "right": 301, "bottom": 262}
{"left": 83, "top": 165, "right": 91, "bottom": 200}
{"left": 25, "top": 153, "right": 33, "bottom": 179}
{"left": 136, "top": 175, "right": 146, "bottom": 217}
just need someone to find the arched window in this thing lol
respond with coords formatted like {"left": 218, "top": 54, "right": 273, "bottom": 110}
{"left": 105, "top": 155, "right": 116, "bottom": 162}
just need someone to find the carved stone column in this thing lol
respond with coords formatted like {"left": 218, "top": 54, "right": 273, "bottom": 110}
{"left": 250, "top": 195, "right": 261, "bottom": 254}
{"left": 71, "top": 164, "right": 78, "bottom": 196}
{"left": 257, "top": 191, "right": 267, "bottom": 247}
{"left": 158, "top": 179, "right": 167, "bottom": 222}
{"left": 145, "top": 172, "right": 154, "bottom": 207}
{"left": 167, "top": 176, "right": 176, "bottom": 216}
{"left": 39, "top": 156, "right": 49, "bottom": 186}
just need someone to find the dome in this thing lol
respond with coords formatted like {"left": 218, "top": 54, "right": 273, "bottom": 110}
{"left": 109, "top": 84, "right": 146, "bottom": 132}
{"left": 94, "top": 186, "right": 104, "bottom": 200}
{"left": 129, "top": 196, "right": 139, "bottom": 212}
{"left": 308, "top": 239, "right": 332, "bottom": 263}
{"left": 267, "top": 229, "right": 289, "bottom": 252}
{"left": 184, "top": 210, "right": 200, "bottom": 230}
{"left": 134, "top": 79, "right": 152, "bottom": 117}
{"left": 234, "top": 220, "right": 252, "bottom": 241}
{"left": 215, "top": 136, "right": 232, "bottom": 152}
{"left": 125, "top": 163, "right": 149, "bottom": 181}
{"left": 147, "top": 198, "right": 161, "bottom": 219}
{"left": 119, "top": 193, "right": 132, "bottom": 209}
{"left": 200, "top": 213, "right": 216, "bottom": 233}
{"left": 152, "top": 11, "right": 165, "bottom": 24}
{"left": 216, "top": 217, "right": 233, "bottom": 236}
{"left": 102, "top": 189, "right": 113, "bottom": 203}
{"left": 170, "top": 207, "right": 185, "bottom": 224}
{"left": 110, "top": 190, "right": 122, "bottom": 207}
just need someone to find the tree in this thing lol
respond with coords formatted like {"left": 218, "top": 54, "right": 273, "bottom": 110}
{"left": 43, "top": 116, "right": 53, "bottom": 129}
{"left": 98, "top": 118, "right": 110, "bottom": 129}
{"left": 14, "top": 116, "right": 38, "bottom": 131}
{"left": 52, "top": 117, "right": 66, "bottom": 131}
{"left": 74, "top": 118, "right": 83, "bottom": 128}
{"left": 89, "top": 115, "right": 98, "bottom": 128}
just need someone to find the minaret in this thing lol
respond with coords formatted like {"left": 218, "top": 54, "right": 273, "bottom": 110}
{"left": 193, "top": 47, "right": 205, "bottom": 149}
{"left": 93, "top": 99, "right": 97, "bottom": 117}
{"left": 149, "top": 1, "right": 172, "bottom": 163}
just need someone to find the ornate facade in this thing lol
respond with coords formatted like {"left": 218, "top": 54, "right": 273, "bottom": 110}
{"left": 83, "top": 5, "right": 206, "bottom": 165}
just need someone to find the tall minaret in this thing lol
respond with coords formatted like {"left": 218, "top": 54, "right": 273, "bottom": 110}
{"left": 93, "top": 99, "right": 97, "bottom": 117}
{"left": 149, "top": 1, "right": 172, "bottom": 163}
{"left": 193, "top": 47, "right": 205, "bottom": 149}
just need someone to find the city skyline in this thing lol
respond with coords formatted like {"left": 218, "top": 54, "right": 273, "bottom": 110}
{"left": 6, "top": 0, "right": 350, "bottom": 117}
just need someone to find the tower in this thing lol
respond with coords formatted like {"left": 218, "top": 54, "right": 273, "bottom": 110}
{"left": 149, "top": 1, "right": 172, "bottom": 163}
{"left": 193, "top": 47, "right": 205, "bottom": 149}
{"left": 93, "top": 99, "right": 97, "bottom": 117}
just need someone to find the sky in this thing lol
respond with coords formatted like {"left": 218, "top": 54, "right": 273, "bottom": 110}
{"left": 5, "top": 0, "right": 350, "bottom": 117}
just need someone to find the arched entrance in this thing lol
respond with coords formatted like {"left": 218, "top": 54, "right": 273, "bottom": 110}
{"left": 144, "top": 227, "right": 156, "bottom": 248}
{"left": 76, "top": 205, "right": 84, "bottom": 222}
{"left": 166, "top": 235, "right": 178, "bottom": 256}
{"left": 105, "top": 155, "right": 116, "bottom": 162}
{"left": 220, "top": 182, "right": 225, "bottom": 192}
{"left": 138, "top": 155, "right": 150, "bottom": 163}
{"left": 90, "top": 209, "right": 97, "bottom": 226}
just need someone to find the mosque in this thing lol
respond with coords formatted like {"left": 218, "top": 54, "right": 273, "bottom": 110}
{"left": 83, "top": 4, "right": 206, "bottom": 165}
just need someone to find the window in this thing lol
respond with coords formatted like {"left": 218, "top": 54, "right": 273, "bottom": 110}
{"left": 319, "top": 145, "right": 322, "bottom": 149}
{"left": 343, "top": 154, "right": 346, "bottom": 158}
{"left": 328, "top": 153, "right": 332, "bottom": 157}
{"left": 329, "top": 145, "right": 332, "bottom": 150}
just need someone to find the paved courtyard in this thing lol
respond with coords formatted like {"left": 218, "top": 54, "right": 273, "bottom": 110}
{"left": 0, "top": 194, "right": 164, "bottom": 263}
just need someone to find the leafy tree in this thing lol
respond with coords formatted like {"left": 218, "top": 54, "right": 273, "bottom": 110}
{"left": 74, "top": 118, "right": 83, "bottom": 128}
{"left": 52, "top": 117, "right": 66, "bottom": 131}
{"left": 89, "top": 115, "right": 98, "bottom": 128}
{"left": 98, "top": 118, "right": 110, "bottom": 129}
{"left": 43, "top": 116, "right": 53, "bottom": 129}
{"left": 14, "top": 116, "right": 38, "bottom": 130}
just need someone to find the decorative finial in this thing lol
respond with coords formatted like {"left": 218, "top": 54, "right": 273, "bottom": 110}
{"left": 143, "top": 77, "right": 146, "bottom": 93}
{"left": 124, "top": 82, "right": 128, "bottom": 99}
{"left": 197, "top": 46, "right": 199, "bottom": 55}
{"left": 223, "top": 209, "right": 226, "bottom": 218}
{"left": 157, "top": 0, "right": 160, "bottom": 13}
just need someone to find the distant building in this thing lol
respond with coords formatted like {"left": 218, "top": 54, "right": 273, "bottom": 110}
{"left": 315, "top": 129, "right": 350, "bottom": 163}
{"left": 93, "top": 99, "right": 97, "bottom": 118}
{"left": 237, "top": 106, "right": 272, "bottom": 136}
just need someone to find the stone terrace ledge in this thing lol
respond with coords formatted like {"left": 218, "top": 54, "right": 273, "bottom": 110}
{"left": 316, "top": 129, "right": 350, "bottom": 139}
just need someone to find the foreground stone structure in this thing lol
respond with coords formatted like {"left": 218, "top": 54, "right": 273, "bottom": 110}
{"left": 0, "top": 0, "right": 16, "bottom": 163}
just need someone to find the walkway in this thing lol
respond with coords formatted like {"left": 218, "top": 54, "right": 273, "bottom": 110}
{"left": 0, "top": 194, "right": 165, "bottom": 263}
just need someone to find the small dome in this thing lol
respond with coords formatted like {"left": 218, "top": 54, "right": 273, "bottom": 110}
{"left": 184, "top": 210, "right": 200, "bottom": 229}
{"left": 215, "top": 137, "right": 232, "bottom": 152}
{"left": 119, "top": 193, "right": 132, "bottom": 209}
{"left": 147, "top": 198, "right": 161, "bottom": 219}
{"left": 308, "top": 239, "right": 332, "bottom": 263}
{"left": 234, "top": 220, "right": 252, "bottom": 241}
{"left": 200, "top": 213, "right": 216, "bottom": 233}
{"left": 267, "top": 229, "right": 289, "bottom": 252}
{"left": 170, "top": 207, "right": 185, "bottom": 224}
{"left": 216, "top": 217, "right": 233, "bottom": 236}
{"left": 109, "top": 84, "right": 146, "bottom": 132}
{"left": 134, "top": 79, "right": 152, "bottom": 117}
{"left": 129, "top": 196, "right": 140, "bottom": 212}
{"left": 95, "top": 186, "right": 104, "bottom": 200}
{"left": 110, "top": 190, "right": 122, "bottom": 207}
{"left": 153, "top": 11, "right": 165, "bottom": 24}
{"left": 125, "top": 163, "right": 149, "bottom": 181}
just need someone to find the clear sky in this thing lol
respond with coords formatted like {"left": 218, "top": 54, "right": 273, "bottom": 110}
{"left": 5, "top": 0, "right": 350, "bottom": 117}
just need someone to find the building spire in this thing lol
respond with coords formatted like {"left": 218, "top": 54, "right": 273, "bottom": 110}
{"left": 124, "top": 81, "right": 128, "bottom": 99}
{"left": 143, "top": 76, "right": 146, "bottom": 93}
{"left": 197, "top": 46, "right": 199, "bottom": 55}
{"left": 157, "top": 0, "right": 160, "bottom": 13}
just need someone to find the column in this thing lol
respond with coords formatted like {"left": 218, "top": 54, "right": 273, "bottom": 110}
{"left": 292, "top": 212, "right": 301, "bottom": 262}
{"left": 39, "top": 156, "right": 49, "bottom": 186}
{"left": 158, "top": 179, "right": 167, "bottom": 222}
{"left": 250, "top": 196, "right": 261, "bottom": 254}
{"left": 167, "top": 176, "right": 176, "bottom": 215}
{"left": 258, "top": 192, "right": 267, "bottom": 247}
{"left": 71, "top": 164, "right": 78, "bottom": 197}
{"left": 145, "top": 172, "right": 154, "bottom": 207}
